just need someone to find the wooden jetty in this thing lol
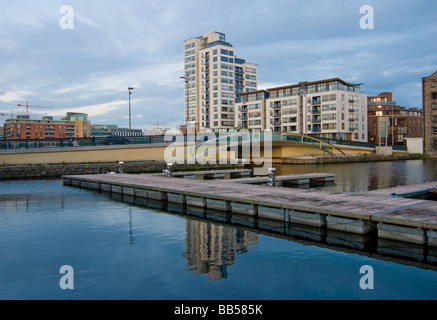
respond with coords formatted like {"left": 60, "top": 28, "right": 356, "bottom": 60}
{"left": 153, "top": 168, "right": 252, "bottom": 180}
{"left": 232, "top": 173, "right": 335, "bottom": 186}
{"left": 63, "top": 171, "right": 437, "bottom": 254}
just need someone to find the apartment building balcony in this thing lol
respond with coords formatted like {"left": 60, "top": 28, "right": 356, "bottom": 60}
{"left": 312, "top": 106, "right": 321, "bottom": 114}
{"left": 221, "top": 121, "right": 234, "bottom": 127}
{"left": 349, "top": 118, "right": 356, "bottom": 122}
{"left": 273, "top": 102, "right": 281, "bottom": 109}
{"left": 235, "top": 75, "right": 244, "bottom": 80}
{"left": 221, "top": 114, "right": 234, "bottom": 120}
{"left": 312, "top": 97, "right": 321, "bottom": 105}
{"left": 274, "top": 119, "right": 282, "bottom": 125}
{"left": 312, "top": 125, "right": 321, "bottom": 133}
{"left": 221, "top": 106, "right": 233, "bottom": 112}
{"left": 273, "top": 110, "right": 281, "bottom": 117}
{"left": 312, "top": 116, "right": 321, "bottom": 123}
{"left": 349, "top": 108, "right": 356, "bottom": 113}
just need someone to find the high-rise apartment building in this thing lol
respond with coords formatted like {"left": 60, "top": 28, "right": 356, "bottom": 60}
{"left": 183, "top": 32, "right": 258, "bottom": 134}
{"left": 422, "top": 71, "right": 437, "bottom": 156}
{"left": 236, "top": 78, "right": 368, "bottom": 142}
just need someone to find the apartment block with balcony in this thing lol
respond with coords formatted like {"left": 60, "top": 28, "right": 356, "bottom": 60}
{"left": 236, "top": 90, "right": 269, "bottom": 131}
{"left": 368, "top": 92, "right": 423, "bottom": 146}
{"left": 183, "top": 32, "right": 258, "bottom": 134}
{"left": 235, "top": 78, "right": 368, "bottom": 142}
{"left": 423, "top": 71, "right": 437, "bottom": 156}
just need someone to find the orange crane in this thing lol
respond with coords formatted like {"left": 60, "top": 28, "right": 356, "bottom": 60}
{"left": 17, "top": 101, "right": 53, "bottom": 116}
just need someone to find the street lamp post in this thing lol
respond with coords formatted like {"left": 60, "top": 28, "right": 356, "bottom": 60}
{"left": 180, "top": 76, "right": 189, "bottom": 134}
{"left": 128, "top": 86, "right": 134, "bottom": 137}
{"left": 392, "top": 104, "right": 394, "bottom": 146}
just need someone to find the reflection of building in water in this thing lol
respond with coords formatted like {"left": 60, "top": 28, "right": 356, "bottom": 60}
{"left": 185, "top": 221, "right": 258, "bottom": 280}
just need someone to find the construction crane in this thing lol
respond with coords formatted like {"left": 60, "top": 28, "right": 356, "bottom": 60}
{"left": 0, "top": 111, "right": 13, "bottom": 118}
{"left": 17, "top": 101, "right": 53, "bottom": 116}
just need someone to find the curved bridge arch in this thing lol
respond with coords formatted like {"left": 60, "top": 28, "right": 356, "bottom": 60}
{"left": 166, "top": 132, "right": 345, "bottom": 164}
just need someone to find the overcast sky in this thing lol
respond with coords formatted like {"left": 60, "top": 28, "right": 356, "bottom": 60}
{"left": 0, "top": 0, "right": 436, "bottom": 131}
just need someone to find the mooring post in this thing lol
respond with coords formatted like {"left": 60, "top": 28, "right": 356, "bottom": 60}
{"left": 165, "top": 163, "right": 173, "bottom": 177}
{"left": 119, "top": 162, "right": 124, "bottom": 174}
{"left": 268, "top": 167, "right": 276, "bottom": 187}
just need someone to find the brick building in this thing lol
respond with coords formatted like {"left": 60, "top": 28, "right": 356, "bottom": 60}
{"left": 367, "top": 92, "right": 423, "bottom": 146}
{"left": 423, "top": 71, "right": 437, "bottom": 156}
{"left": 3, "top": 114, "right": 90, "bottom": 140}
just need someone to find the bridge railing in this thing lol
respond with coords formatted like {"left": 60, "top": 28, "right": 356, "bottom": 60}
{"left": 0, "top": 135, "right": 168, "bottom": 151}
{"left": 315, "top": 137, "right": 408, "bottom": 151}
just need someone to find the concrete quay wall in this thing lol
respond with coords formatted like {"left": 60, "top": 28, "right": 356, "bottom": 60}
{"left": 0, "top": 161, "right": 240, "bottom": 180}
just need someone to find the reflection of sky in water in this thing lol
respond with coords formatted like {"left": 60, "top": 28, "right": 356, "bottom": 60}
{"left": 0, "top": 174, "right": 436, "bottom": 300}
{"left": 274, "top": 159, "right": 437, "bottom": 193}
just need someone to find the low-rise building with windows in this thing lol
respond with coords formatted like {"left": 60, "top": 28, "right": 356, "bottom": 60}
{"left": 367, "top": 92, "right": 423, "bottom": 146}
{"left": 3, "top": 113, "right": 90, "bottom": 140}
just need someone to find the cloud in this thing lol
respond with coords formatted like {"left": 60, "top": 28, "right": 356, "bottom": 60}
{"left": 47, "top": 99, "right": 134, "bottom": 118}
{"left": 0, "top": 91, "right": 37, "bottom": 103}
{"left": 0, "top": 0, "right": 436, "bottom": 127}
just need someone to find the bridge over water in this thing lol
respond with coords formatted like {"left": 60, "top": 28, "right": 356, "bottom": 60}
{"left": 0, "top": 133, "right": 378, "bottom": 166}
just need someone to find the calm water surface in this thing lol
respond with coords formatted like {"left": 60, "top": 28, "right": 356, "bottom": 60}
{"left": 0, "top": 160, "right": 437, "bottom": 300}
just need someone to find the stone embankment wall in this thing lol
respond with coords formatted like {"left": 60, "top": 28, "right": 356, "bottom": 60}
{"left": 282, "top": 153, "right": 424, "bottom": 164}
{"left": 0, "top": 161, "right": 240, "bottom": 180}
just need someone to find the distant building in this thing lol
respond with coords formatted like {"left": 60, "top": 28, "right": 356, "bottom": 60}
{"left": 0, "top": 126, "right": 4, "bottom": 140}
{"left": 422, "top": 71, "right": 437, "bottom": 156}
{"left": 367, "top": 92, "right": 423, "bottom": 146}
{"left": 184, "top": 31, "right": 258, "bottom": 134}
{"left": 90, "top": 124, "right": 143, "bottom": 137}
{"left": 235, "top": 78, "right": 368, "bottom": 142}
{"left": 3, "top": 113, "right": 90, "bottom": 140}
